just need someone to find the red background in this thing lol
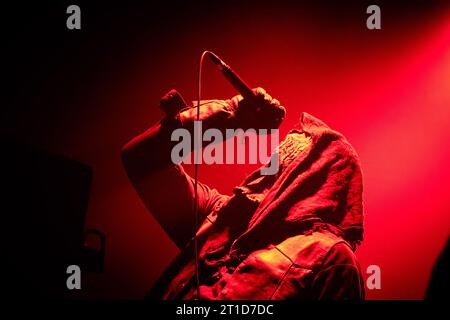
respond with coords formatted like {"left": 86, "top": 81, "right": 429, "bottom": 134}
{"left": 6, "top": 1, "right": 450, "bottom": 299}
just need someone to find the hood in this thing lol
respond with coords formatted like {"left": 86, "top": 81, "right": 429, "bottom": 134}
{"left": 229, "top": 112, "right": 364, "bottom": 253}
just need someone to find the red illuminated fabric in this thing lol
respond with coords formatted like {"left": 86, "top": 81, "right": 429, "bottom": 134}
{"left": 233, "top": 112, "right": 364, "bottom": 252}
{"left": 145, "top": 112, "right": 364, "bottom": 300}
{"left": 122, "top": 94, "right": 364, "bottom": 300}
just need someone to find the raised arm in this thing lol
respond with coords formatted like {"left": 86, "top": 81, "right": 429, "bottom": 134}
{"left": 121, "top": 88, "right": 285, "bottom": 248}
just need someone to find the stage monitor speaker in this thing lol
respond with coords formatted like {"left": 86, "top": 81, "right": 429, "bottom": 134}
{"left": 0, "top": 139, "right": 93, "bottom": 299}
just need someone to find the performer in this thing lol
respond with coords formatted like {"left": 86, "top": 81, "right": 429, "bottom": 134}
{"left": 121, "top": 87, "right": 365, "bottom": 299}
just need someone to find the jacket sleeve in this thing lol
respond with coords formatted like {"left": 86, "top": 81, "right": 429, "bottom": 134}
{"left": 121, "top": 120, "right": 227, "bottom": 249}
{"left": 133, "top": 162, "right": 225, "bottom": 249}
{"left": 122, "top": 89, "right": 284, "bottom": 249}
{"left": 121, "top": 101, "right": 234, "bottom": 249}
{"left": 310, "top": 242, "right": 365, "bottom": 300}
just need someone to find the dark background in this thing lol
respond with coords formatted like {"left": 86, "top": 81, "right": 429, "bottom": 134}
{"left": 4, "top": 0, "right": 450, "bottom": 299}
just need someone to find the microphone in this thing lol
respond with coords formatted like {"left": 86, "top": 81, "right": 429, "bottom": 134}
{"left": 158, "top": 52, "right": 258, "bottom": 118}
{"left": 206, "top": 51, "right": 257, "bottom": 103}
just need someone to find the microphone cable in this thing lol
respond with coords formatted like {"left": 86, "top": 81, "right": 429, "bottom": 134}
{"left": 193, "top": 50, "right": 256, "bottom": 299}
{"left": 192, "top": 50, "right": 211, "bottom": 300}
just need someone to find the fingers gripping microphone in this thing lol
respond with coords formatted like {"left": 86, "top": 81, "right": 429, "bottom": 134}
{"left": 206, "top": 51, "right": 257, "bottom": 102}
{"left": 205, "top": 51, "right": 285, "bottom": 125}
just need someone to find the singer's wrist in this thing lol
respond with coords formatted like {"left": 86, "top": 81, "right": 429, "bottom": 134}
{"left": 178, "top": 99, "right": 238, "bottom": 131}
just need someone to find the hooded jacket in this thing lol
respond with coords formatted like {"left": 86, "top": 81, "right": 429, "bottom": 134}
{"left": 122, "top": 94, "right": 364, "bottom": 300}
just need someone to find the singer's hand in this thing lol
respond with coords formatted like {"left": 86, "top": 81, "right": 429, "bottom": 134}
{"left": 232, "top": 87, "right": 286, "bottom": 130}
